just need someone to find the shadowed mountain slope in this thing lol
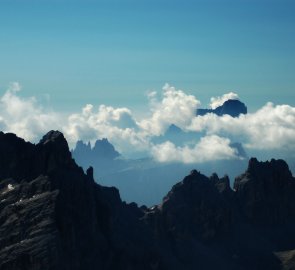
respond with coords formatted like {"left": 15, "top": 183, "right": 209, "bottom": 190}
{"left": 0, "top": 131, "right": 295, "bottom": 270}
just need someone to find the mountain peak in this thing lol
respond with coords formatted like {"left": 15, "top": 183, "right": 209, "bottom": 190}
{"left": 1, "top": 132, "right": 295, "bottom": 269}
{"left": 39, "top": 130, "right": 65, "bottom": 145}
{"left": 197, "top": 99, "right": 247, "bottom": 117}
{"left": 234, "top": 157, "right": 295, "bottom": 224}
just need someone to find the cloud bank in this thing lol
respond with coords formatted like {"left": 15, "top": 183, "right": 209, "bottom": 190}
{"left": 1, "top": 82, "right": 295, "bottom": 163}
{"left": 151, "top": 135, "right": 238, "bottom": 163}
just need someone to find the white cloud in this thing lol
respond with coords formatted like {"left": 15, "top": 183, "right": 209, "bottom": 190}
{"left": 188, "top": 102, "right": 295, "bottom": 150}
{"left": 1, "top": 82, "right": 295, "bottom": 162}
{"left": 151, "top": 135, "right": 238, "bottom": 163}
{"left": 210, "top": 92, "right": 239, "bottom": 109}
{"left": 139, "top": 83, "right": 200, "bottom": 136}
{"left": 64, "top": 104, "right": 149, "bottom": 155}
{"left": 0, "top": 82, "right": 61, "bottom": 141}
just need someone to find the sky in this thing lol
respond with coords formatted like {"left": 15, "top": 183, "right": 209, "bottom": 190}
{"left": 0, "top": 0, "right": 295, "bottom": 164}
{"left": 0, "top": 0, "right": 295, "bottom": 113}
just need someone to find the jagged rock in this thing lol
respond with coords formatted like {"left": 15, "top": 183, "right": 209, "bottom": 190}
{"left": 197, "top": 99, "right": 247, "bottom": 117}
{"left": 158, "top": 171, "right": 233, "bottom": 242}
{"left": 234, "top": 157, "right": 295, "bottom": 224}
{"left": 72, "top": 138, "right": 120, "bottom": 164}
{"left": 0, "top": 131, "right": 158, "bottom": 270}
{"left": 86, "top": 166, "right": 94, "bottom": 181}
{"left": 1, "top": 131, "right": 295, "bottom": 270}
{"left": 71, "top": 138, "right": 122, "bottom": 176}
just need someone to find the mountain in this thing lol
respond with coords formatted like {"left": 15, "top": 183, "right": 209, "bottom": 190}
{"left": 1, "top": 131, "right": 295, "bottom": 270}
{"left": 0, "top": 131, "right": 157, "bottom": 270}
{"left": 151, "top": 123, "right": 204, "bottom": 146}
{"left": 72, "top": 138, "right": 120, "bottom": 167}
{"left": 72, "top": 137, "right": 248, "bottom": 206}
{"left": 197, "top": 99, "right": 248, "bottom": 117}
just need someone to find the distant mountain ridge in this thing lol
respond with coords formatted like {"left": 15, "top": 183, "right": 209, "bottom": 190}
{"left": 73, "top": 138, "right": 120, "bottom": 162}
{"left": 197, "top": 99, "right": 247, "bottom": 117}
{"left": 1, "top": 131, "right": 295, "bottom": 269}
{"left": 72, "top": 137, "right": 248, "bottom": 205}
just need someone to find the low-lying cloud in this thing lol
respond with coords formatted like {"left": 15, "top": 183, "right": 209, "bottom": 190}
{"left": 188, "top": 102, "right": 295, "bottom": 150}
{"left": 1, "top": 82, "right": 295, "bottom": 163}
{"left": 152, "top": 135, "right": 239, "bottom": 163}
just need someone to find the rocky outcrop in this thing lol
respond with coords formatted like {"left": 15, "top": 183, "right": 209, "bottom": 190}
{"left": 1, "top": 131, "right": 295, "bottom": 270}
{"left": 234, "top": 158, "right": 295, "bottom": 224}
{"left": 197, "top": 99, "right": 247, "bottom": 117}
{"left": 0, "top": 131, "right": 157, "bottom": 270}
{"left": 146, "top": 158, "right": 295, "bottom": 269}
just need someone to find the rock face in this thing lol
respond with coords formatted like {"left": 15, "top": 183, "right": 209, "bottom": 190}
{"left": 0, "top": 131, "right": 156, "bottom": 270}
{"left": 234, "top": 158, "right": 295, "bottom": 224}
{"left": 197, "top": 99, "right": 247, "bottom": 117}
{"left": 1, "top": 131, "right": 295, "bottom": 270}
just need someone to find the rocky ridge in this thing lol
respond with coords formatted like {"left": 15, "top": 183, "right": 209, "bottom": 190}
{"left": 1, "top": 131, "right": 295, "bottom": 270}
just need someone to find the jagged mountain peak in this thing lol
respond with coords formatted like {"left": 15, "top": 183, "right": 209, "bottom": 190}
{"left": 197, "top": 98, "right": 247, "bottom": 117}
{"left": 1, "top": 131, "right": 295, "bottom": 270}
{"left": 39, "top": 130, "right": 65, "bottom": 145}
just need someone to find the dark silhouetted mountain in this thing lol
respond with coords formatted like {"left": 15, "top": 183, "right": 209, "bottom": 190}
{"left": 197, "top": 99, "right": 247, "bottom": 117}
{"left": 0, "top": 131, "right": 157, "bottom": 270}
{"left": 1, "top": 131, "right": 295, "bottom": 270}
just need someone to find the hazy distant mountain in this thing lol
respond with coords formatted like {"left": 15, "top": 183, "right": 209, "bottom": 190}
{"left": 72, "top": 138, "right": 120, "bottom": 166}
{"left": 1, "top": 131, "right": 295, "bottom": 270}
{"left": 72, "top": 138, "right": 248, "bottom": 206}
{"left": 152, "top": 123, "right": 203, "bottom": 146}
{"left": 197, "top": 99, "right": 247, "bottom": 117}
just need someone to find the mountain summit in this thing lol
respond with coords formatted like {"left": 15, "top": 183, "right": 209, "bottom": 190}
{"left": 197, "top": 99, "right": 247, "bottom": 117}
{"left": 0, "top": 131, "right": 295, "bottom": 270}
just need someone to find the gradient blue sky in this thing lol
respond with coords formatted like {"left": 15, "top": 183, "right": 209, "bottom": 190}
{"left": 0, "top": 0, "right": 294, "bottom": 113}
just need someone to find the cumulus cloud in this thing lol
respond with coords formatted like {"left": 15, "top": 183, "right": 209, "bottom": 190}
{"left": 0, "top": 82, "right": 61, "bottom": 141}
{"left": 189, "top": 102, "right": 295, "bottom": 150}
{"left": 151, "top": 135, "right": 238, "bottom": 163}
{"left": 64, "top": 104, "right": 149, "bottom": 155}
{"left": 210, "top": 92, "right": 239, "bottom": 109}
{"left": 1, "top": 82, "right": 295, "bottom": 162}
{"left": 139, "top": 83, "right": 200, "bottom": 136}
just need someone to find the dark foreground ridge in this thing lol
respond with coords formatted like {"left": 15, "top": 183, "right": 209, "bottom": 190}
{"left": 1, "top": 131, "right": 295, "bottom": 270}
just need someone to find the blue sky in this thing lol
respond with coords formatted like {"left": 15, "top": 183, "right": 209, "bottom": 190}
{"left": 0, "top": 0, "right": 295, "bottom": 113}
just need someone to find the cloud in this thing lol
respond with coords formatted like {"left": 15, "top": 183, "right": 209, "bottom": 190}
{"left": 64, "top": 103, "right": 150, "bottom": 155}
{"left": 188, "top": 102, "right": 295, "bottom": 150}
{"left": 210, "top": 92, "right": 239, "bottom": 109}
{"left": 1, "top": 82, "right": 295, "bottom": 162}
{"left": 139, "top": 83, "right": 200, "bottom": 136}
{"left": 0, "top": 82, "right": 61, "bottom": 141}
{"left": 151, "top": 135, "right": 239, "bottom": 163}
